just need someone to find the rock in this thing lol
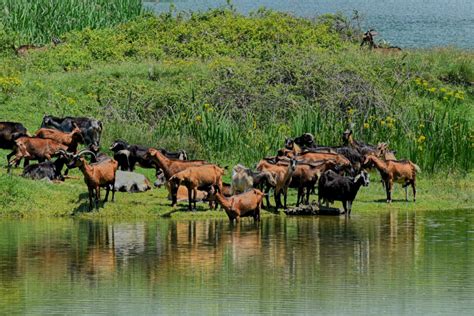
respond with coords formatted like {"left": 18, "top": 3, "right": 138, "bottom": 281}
{"left": 114, "top": 170, "right": 151, "bottom": 193}
{"left": 284, "top": 203, "right": 343, "bottom": 216}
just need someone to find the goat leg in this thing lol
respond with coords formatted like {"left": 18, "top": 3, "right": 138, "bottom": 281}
{"left": 342, "top": 201, "right": 348, "bottom": 215}
{"left": 111, "top": 181, "right": 116, "bottom": 202}
{"left": 95, "top": 187, "right": 100, "bottom": 210}
{"left": 283, "top": 187, "right": 288, "bottom": 209}
{"left": 305, "top": 185, "right": 312, "bottom": 205}
{"left": 187, "top": 186, "right": 193, "bottom": 211}
{"left": 412, "top": 181, "right": 416, "bottom": 202}
{"left": 104, "top": 185, "right": 110, "bottom": 202}
{"left": 88, "top": 187, "right": 94, "bottom": 212}
{"left": 296, "top": 186, "right": 303, "bottom": 207}
{"left": 264, "top": 185, "right": 272, "bottom": 208}
{"left": 6, "top": 150, "right": 15, "bottom": 166}
{"left": 386, "top": 180, "right": 392, "bottom": 203}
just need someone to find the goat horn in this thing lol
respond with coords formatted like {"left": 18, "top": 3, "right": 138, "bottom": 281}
{"left": 76, "top": 149, "right": 96, "bottom": 159}
{"left": 56, "top": 149, "right": 72, "bottom": 157}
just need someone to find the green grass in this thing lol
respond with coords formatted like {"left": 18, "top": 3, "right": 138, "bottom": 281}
{"left": 0, "top": 0, "right": 144, "bottom": 45}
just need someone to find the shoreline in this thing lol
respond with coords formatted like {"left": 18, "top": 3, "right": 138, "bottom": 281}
{"left": 1, "top": 168, "right": 472, "bottom": 220}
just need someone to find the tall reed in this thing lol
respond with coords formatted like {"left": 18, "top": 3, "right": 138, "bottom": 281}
{"left": 0, "top": 0, "right": 143, "bottom": 45}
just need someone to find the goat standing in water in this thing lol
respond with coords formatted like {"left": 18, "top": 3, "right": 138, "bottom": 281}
{"left": 363, "top": 154, "right": 420, "bottom": 203}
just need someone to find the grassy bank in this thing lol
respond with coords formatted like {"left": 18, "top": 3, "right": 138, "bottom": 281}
{"left": 0, "top": 165, "right": 472, "bottom": 219}
{"left": 0, "top": 7, "right": 472, "bottom": 217}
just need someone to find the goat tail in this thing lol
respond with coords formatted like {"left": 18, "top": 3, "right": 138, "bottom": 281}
{"left": 412, "top": 163, "right": 421, "bottom": 173}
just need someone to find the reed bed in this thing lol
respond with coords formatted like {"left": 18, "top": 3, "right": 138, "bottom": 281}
{"left": 0, "top": 0, "right": 143, "bottom": 45}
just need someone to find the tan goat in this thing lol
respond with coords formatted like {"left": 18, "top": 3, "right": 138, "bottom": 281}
{"left": 168, "top": 164, "right": 225, "bottom": 211}
{"left": 8, "top": 137, "right": 68, "bottom": 172}
{"left": 145, "top": 148, "right": 207, "bottom": 180}
{"left": 35, "top": 124, "right": 83, "bottom": 153}
{"left": 211, "top": 188, "right": 264, "bottom": 223}
{"left": 67, "top": 150, "right": 118, "bottom": 211}
{"left": 363, "top": 154, "right": 420, "bottom": 203}
{"left": 256, "top": 158, "right": 296, "bottom": 210}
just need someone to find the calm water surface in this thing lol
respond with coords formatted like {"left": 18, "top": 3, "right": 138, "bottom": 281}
{"left": 0, "top": 210, "right": 473, "bottom": 314}
{"left": 146, "top": 0, "right": 474, "bottom": 48}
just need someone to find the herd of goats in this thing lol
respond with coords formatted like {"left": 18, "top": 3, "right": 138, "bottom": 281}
{"left": 0, "top": 115, "right": 420, "bottom": 222}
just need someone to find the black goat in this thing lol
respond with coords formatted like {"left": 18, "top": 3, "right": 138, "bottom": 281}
{"left": 110, "top": 139, "right": 188, "bottom": 172}
{"left": 21, "top": 157, "right": 67, "bottom": 181}
{"left": 317, "top": 169, "right": 370, "bottom": 216}
{"left": 0, "top": 121, "right": 29, "bottom": 164}
{"left": 285, "top": 133, "right": 317, "bottom": 152}
{"left": 41, "top": 115, "right": 103, "bottom": 152}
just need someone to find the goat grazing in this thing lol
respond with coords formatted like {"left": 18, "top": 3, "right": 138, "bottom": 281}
{"left": 168, "top": 164, "right": 224, "bottom": 211}
{"left": 318, "top": 169, "right": 370, "bottom": 216}
{"left": 363, "top": 154, "right": 420, "bottom": 203}
{"left": 210, "top": 188, "right": 264, "bottom": 223}
{"left": 67, "top": 150, "right": 118, "bottom": 211}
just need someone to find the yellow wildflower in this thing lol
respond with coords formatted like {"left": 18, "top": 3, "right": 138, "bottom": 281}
{"left": 417, "top": 135, "right": 426, "bottom": 144}
{"left": 427, "top": 87, "right": 437, "bottom": 93}
{"left": 66, "top": 97, "right": 76, "bottom": 105}
{"left": 363, "top": 122, "right": 370, "bottom": 129}
{"left": 440, "top": 87, "right": 447, "bottom": 93}
{"left": 195, "top": 115, "right": 202, "bottom": 123}
{"left": 380, "top": 120, "right": 386, "bottom": 126}
{"left": 419, "top": 123, "right": 425, "bottom": 129}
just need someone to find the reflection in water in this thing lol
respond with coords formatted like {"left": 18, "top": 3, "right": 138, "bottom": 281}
{"left": 0, "top": 211, "right": 473, "bottom": 314}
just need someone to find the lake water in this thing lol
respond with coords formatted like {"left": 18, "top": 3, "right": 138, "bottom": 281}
{"left": 1, "top": 209, "right": 473, "bottom": 314}
{"left": 145, "top": 0, "right": 474, "bottom": 48}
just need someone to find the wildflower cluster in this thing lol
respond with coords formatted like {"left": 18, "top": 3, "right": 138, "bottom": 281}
{"left": 414, "top": 78, "right": 465, "bottom": 102}
{"left": 0, "top": 76, "right": 21, "bottom": 93}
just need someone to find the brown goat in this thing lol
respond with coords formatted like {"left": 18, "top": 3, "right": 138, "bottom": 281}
{"left": 145, "top": 148, "right": 207, "bottom": 180}
{"left": 256, "top": 158, "right": 296, "bottom": 210}
{"left": 8, "top": 137, "right": 68, "bottom": 172}
{"left": 67, "top": 150, "right": 118, "bottom": 211}
{"left": 290, "top": 160, "right": 338, "bottom": 206}
{"left": 35, "top": 124, "right": 83, "bottom": 153}
{"left": 364, "top": 154, "right": 420, "bottom": 203}
{"left": 211, "top": 188, "right": 264, "bottom": 223}
{"left": 168, "top": 164, "right": 225, "bottom": 211}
